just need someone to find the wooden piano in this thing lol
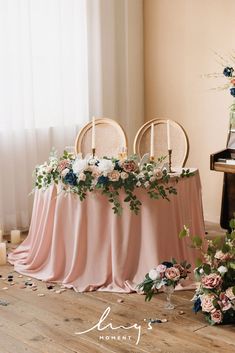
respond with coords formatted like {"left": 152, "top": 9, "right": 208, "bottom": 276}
{"left": 210, "top": 129, "right": 235, "bottom": 229}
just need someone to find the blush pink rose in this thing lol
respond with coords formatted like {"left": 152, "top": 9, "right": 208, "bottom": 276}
{"left": 165, "top": 267, "right": 181, "bottom": 281}
{"left": 225, "top": 287, "right": 235, "bottom": 301}
{"left": 57, "top": 159, "right": 70, "bottom": 172}
{"left": 210, "top": 310, "right": 223, "bottom": 324}
{"left": 201, "top": 294, "right": 216, "bottom": 313}
{"left": 201, "top": 273, "right": 222, "bottom": 289}
{"left": 108, "top": 170, "right": 120, "bottom": 182}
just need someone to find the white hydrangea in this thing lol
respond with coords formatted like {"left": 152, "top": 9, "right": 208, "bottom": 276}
{"left": 72, "top": 159, "right": 88, "bottom": 174}
{"left": 98, "top": 159, "right": 114, "bottom": 175}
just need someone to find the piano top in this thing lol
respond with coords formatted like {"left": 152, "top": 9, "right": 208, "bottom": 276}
{"left": 210, "top": 148, "right": 235, "bottom": 173}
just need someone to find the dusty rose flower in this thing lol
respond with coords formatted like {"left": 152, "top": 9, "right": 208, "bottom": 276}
{"left": 122, "top": 160, "right": 138, "bottom": 173}
{"left": 211, "top": 310, "right": 223, "bottom": 324}
{"left": 108, "top": 170, "right": 120, "bottom": 182}
{"left": 201, "top": 294, "right": 216, "bottom": 313}
{"left": 231, "top": 78, "right": 235, "bottom": 85}
{"left": 120, "top": 171, "right": 128, "bottom": 180}
{"left": 165, "top": 267, "right": 181, "bottom": 281}
{"left": 225, "top": 287, "right": 235, "bottom": 301}
{"left": 173, "top": 264, "right": 188, "bottom": 278}
{"left": 201, "top": 273, "right": 222, "bottom": 289}
{"left": 57, "top": 159, "right": 70, "bottom": 172}
{"left": 153, "top": 168, "right": 163, "bottom": 180}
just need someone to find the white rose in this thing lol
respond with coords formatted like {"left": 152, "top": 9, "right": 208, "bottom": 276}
{"left": 149, "top": 269, "right": 161, "bottom": 281}
{"left": 136, "top": 181, "right": 141, "bottom": 187}
{"left": 199, "top": 268, "right": 204, "bottom": 274}
{"left": 144, "top": 181, "right": 150, "bottom": 188}
{"left": 61, "top": 168, "right": 70, "bottom": 177}
{"left": 98, "top": 159, "right": 114, "bottom": 174}
{"left": 73, "top": 159, "right": 87, "bottom": 174}
{"left": 137, "top": 172, "right": 145, "bottom": 180}
{"left": 218, "top": 266, "right": 228, "bottom": 274}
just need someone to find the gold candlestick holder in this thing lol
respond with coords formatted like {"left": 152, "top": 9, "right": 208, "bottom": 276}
{"left": 168, "top": 149, "right": 173, "bottom": 173}
{"left": 92, "top": 148, "right": 96, "bottom": 158}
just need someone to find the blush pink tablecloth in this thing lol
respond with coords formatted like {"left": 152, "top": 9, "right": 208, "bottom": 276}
{"left": 9, "top": 171, "right": 205, "bottom": 292}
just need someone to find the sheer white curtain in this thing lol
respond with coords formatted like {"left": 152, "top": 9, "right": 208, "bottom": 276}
{"left": 0, "top": 0, "right": 144, "bottom": 232}
{"left": 0, "top": 0, "right": 89, "bottom": 231}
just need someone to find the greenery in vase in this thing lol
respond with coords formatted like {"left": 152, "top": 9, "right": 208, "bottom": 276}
{"left": 137, "top": 259, "right": 191, "bottom": 301}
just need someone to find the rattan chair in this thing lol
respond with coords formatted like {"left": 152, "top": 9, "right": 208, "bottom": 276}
{"left": 133, "top": 119, "right": 189, "bottom": 167}
{"left": 75, "top": 117, "right": 127, "bottom": 158}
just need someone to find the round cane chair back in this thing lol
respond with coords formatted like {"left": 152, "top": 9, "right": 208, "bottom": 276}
{"left": 75, "top": 118, "right": 127, "bottom": 158}
{"left": 133, "top": 119, "right": 189, "bottom": 167}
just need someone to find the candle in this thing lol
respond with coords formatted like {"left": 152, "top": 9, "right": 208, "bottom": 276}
{"left": 0, "top": 230, "right": 3, "bottom": 243}
{"left": 0, "top": 243, "right": 6, "bottom": 265}
{"left": 150, "top": 123, "right": 154, "bottom": 158}
{"left": 92, "top": 116, "right": 96, "bottom": 149}
{"left": 167, "top": 120, "right": 171, "bottom": 150}
{"left": 11, "top": 230, "right": 21, "bottom": 244}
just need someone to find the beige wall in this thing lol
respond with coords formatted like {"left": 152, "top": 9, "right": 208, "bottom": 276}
{"left": 144, "top": 0, "right": 234, "bottom": 223}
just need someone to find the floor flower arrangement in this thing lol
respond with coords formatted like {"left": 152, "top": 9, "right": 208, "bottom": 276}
{"left": 34, "top": 150, "right": 193, "bottom": 215}
{"left": 180, "top": 219, "right": 235, "bottom": 325}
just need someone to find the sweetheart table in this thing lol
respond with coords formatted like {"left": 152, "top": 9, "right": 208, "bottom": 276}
{"left": 8, "top": 170, "right": 205, "bottom": 293}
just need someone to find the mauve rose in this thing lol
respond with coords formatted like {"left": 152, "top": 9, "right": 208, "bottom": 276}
{"left": 122, "top": 160, "right": 138, "bottom": 173}
{"left": 165, "top": 267, "right": 181, "bottom": 281}
{"left": 173, "top": 264, "right": 188, "bottom": 278}
{"left": 211, "top": 310, "right": 223, "bottom": 324}
{"left": 201, "top": 294, "right": 216, "bottom": 313}
{"left": 225, "top": 287, "right": 235, "bottom": 301}
{"left": 201, "top": 273, "right": 222, "bottom": 289}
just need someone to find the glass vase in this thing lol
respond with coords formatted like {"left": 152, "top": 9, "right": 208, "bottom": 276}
{"left": 163, "top": 285, "right": 175, "bottom": 310}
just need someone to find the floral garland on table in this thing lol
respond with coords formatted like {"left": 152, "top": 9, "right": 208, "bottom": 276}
{"left": 137, "top": 259, "right": 191, "bottom": 301}
{"left": 180, "top": 219, "right": 235, "bottom": 325}
{"left": 34, "top": 150, "right": 194, "bottom": 215}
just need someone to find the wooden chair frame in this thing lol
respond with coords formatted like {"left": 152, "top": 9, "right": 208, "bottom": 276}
{"left": 75, "top": 117, "right": 128, "bottom": 156}
{"left": 133, "top": 118, "right": 189, "bottom": 167}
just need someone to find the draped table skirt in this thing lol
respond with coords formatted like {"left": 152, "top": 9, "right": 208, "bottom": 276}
{"left": 8, "top": 171, "right": 205, "bottom": 293}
